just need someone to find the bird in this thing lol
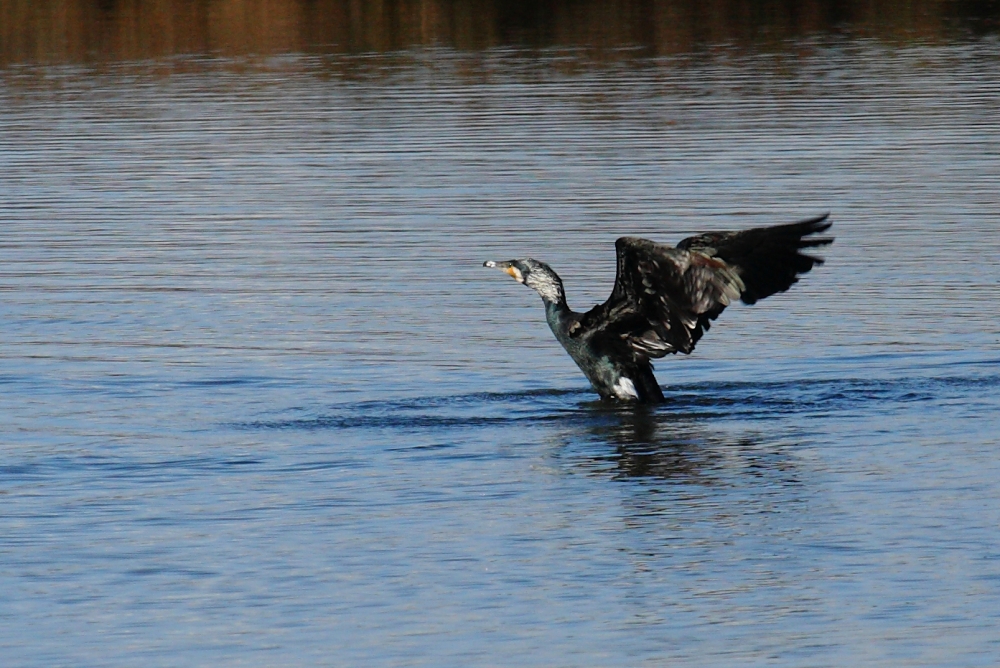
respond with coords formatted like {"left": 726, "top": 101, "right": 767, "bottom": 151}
{"left": 483, "top": 213, "right": 833, "bottom": 403}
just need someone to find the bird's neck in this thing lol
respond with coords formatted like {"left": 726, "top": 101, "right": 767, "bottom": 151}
{"left": 532, "top": 272, "right": 566, "bottom": 309}
{"left": 543, "top": 294, "right": 571, "bottom": 331}
{"left": 529, "top": 268, "right": 569, "bottom": 325}
{"left": 540, "top": 283, "right": 567, "bottom": 309}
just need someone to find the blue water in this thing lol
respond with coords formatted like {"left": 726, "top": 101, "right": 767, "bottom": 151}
{"left": 2, "top": 42, "right": 1000, "bottom": 666}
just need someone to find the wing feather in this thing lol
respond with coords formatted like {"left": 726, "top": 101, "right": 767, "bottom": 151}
{"left": 579, "top": 214, "right": 833, "bottom": 359}
{"left": 677, "top": 213, "right": 832, "bottom": 304}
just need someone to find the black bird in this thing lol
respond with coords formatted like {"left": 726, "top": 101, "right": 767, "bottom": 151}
{"left": 484, "top": 214, "right": 833, "bottom": 403}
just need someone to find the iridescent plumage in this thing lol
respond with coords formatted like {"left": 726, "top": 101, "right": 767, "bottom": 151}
{"left": 485, "top": 214, "right": 833, "bottom": 402}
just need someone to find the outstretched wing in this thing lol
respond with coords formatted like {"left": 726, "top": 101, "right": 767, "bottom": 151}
{"left": 579, "top": 214, "right": 833, "bottom": 358}
{"left": 677, "top": 213, "right": 832, "bottom": 304}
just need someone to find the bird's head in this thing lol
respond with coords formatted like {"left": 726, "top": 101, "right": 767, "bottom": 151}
{"left": 483, "top": 258, "right": 565, "bottom": 304}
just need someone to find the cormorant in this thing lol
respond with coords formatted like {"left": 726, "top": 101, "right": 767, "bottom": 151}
{"left": 484, "top": 214, "right": 833, "bottom": 403}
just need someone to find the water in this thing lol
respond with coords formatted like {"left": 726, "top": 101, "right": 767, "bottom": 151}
{"left": 3, "top": 22, "right": 1000, "bottom": 668}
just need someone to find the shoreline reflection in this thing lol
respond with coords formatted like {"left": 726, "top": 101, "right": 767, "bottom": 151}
{"left": 2, "top": 0, "right": 999, "bottom": 67}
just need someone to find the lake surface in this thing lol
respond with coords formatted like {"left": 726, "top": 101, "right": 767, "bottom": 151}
{"left": 2, "top": 12, "right": 1000, "bottom": 666}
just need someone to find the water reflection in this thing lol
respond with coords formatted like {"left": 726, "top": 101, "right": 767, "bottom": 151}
{"left": 589, "top": 407, "right": 721, "bottom": 481}
{"left": 556, "top": 401, "right": 801, "bottom": 486}
{"left": 2, "top": 0, "right": 999, "bottom": 66}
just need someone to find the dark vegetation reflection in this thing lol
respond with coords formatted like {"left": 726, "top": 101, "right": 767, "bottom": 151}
{"left": 3, "top": 0, "right": 999, "bottom": 66}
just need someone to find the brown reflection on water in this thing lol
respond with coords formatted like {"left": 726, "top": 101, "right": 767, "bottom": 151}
{"left": 2, "top": 0, "right": 998, "bottom": 66}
